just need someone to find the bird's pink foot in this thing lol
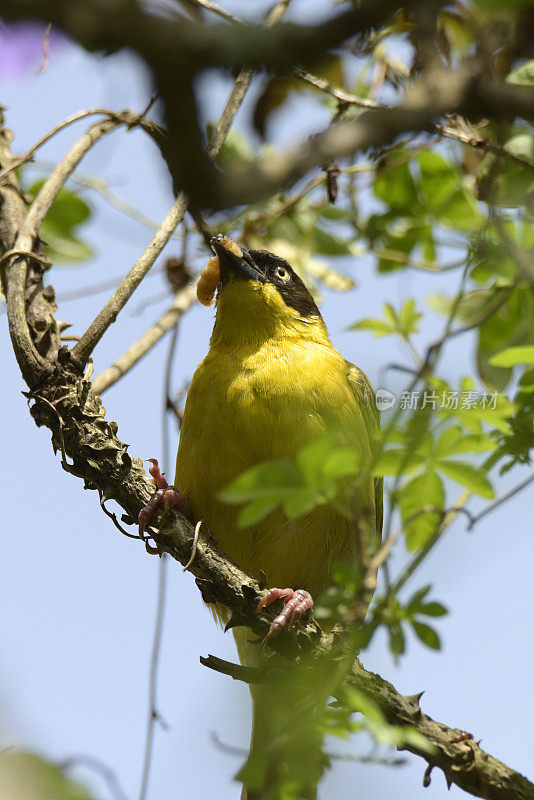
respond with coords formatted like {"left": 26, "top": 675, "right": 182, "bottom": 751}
{"left": 138, "top": 458, "right": 191, "bottom": 534}
{"left": 257, "top": 587, "right": 314, "bottom": 641}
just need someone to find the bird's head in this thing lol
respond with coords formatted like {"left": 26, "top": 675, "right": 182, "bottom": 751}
{"left": 210, "top": 235, "right": 328, "bottom": 347}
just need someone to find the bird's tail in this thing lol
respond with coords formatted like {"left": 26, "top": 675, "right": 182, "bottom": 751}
{"left": 235, "top": 631, "right": 321, "bottom": 800}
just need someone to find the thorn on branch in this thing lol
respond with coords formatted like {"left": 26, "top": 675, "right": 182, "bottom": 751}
{"left": 423, "top": 763, "right": 434, "bottom": 787}
{"left": 182, "top": 519, "right": 202, "bottom": 571}
{"left": 99, "top": 491, "right": 142, "bottom": 541}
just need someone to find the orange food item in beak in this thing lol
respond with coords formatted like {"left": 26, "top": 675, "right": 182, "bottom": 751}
{"left": 197, "top": 256, "right": 221, "bottom": 306}
{"left": 197, "top": 237, "right": 243, "bottom": 306}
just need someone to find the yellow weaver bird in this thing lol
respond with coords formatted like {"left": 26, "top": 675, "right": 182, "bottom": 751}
{"left": 172, "top": 236, "right": 382, "bottom": 799}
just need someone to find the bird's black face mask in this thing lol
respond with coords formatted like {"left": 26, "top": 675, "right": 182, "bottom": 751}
{"left": 211, "top": 235, "right": 320, "bottom": 318}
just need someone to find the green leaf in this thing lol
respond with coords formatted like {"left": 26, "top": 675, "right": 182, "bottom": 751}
{"left": 389, "top": 624, "right": 405, "bottom": 657}
{"left": 374, "top": 152, "right": 419, "bottom": 210}
{"left": 435, "top": 426, "right": 494, "bottom": 457}
{"left": 41, "top": 230, "right": 94, "bottom": 263}
{"left": 283, "top": 487, "right": 325, "bottom": 519}
{"left": 30, "top": 181, "right": 90, "bottom": 228}
{"left": 477, "top": 285, "right": 534, "bottom": 388}
{"left": 331, "top": 561, "right": 362, "bottom": 592}
{"left": 29, "top": 180, "right": 94, "bottom": 264}
{"left": 419, "top": 601, "right": 448, "bottom": 617}
{"left": 439, "top": 187, "right": 484, "bottom": 231}
{"left": 218, "top": 460, "right": 302, "bottom": 503}
{"left": 519, "top": 368, "right": 534, "bottom": 393}
{"left": 313, "top": 226, "right": 352, "bottom": 256}
{"left": 351, "top": 300, "right": 420, "bottom": 339}
{"left": 437, "top": 460, "right": 494, "bottom": 498}
{"left": 507, "top": 59, "right": 534, "bottom": 87}
{"left": 237, "top": 497, "right": 281, "bottom": 527}
{"left": 398, "top": 298, "right": 422, "bottom": 337}
{"left": 321, "top": 448, "right": 362, "bottom": 480}
{"left": 448, "top": 433, "right": 495, "bottom": 454}
{"left": 434, "top": 425, "right": 462, "bottom": 458}
{"left": 295, "top": 436, "right": 335, "bottom": 485}
{"left": 351, "top": 318, "right": 393, "bottom": 337}
{"left": 418, "top": 151, "right": 457, "bottom": 210}
{"left": 412, "top": 621, "right": 441, "bottom": 650}
{"left": 478, "top": 134, "right": 534, "bottom": 208}
{"left": 319, "top": 205, "right": 347, "bottom": 221}
{"left": 399, "top": 471, "right": 444, "bottom": 550}
{"left": 373, "top": 448, "right": 422, "bottom": 477}
{"left": 344, "top": 688, "right": 384, "bottom": 722}
{"left": 406, "top": 584, "right": 431, "bottom": 613}
{"left": 490, "top": 345, "right": 534, "bottom": 367}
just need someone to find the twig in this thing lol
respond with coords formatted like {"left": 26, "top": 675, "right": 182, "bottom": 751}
{"left": 70, "top": 194, "right": 189, "bottom": 370}
{"left": 0, "top": 108, "right": 117, "bottom": 184}
{"left": 200, "top": 654, "right": 286, "bottom": 684}
{"left": 204, "top": 0, "right": 293, "bottom": 161}
{"left": 183, "top": 520, "right": 202, "bottom": 571}
{"left": 467, "top": 474, "right": 534, "bottom": 531}
{"left": 88, "top": 0, "right": 294, "bottom": 390}
{"left": 18, "top": 118, "right": 121, "bottom": 241}
{"left": 392, "top": 491, "right": 471, "bottom": 595}
{"left": 210, "top": 731, "right": 248, "bottom": 757}
{"left": 437, "top": 121, "right": 534, "bottom": 173}
{"left": 297, "top": 69, "right": 534, "bottom": 174}
{"left": 138, "top": 553, "right": 168, "bottom": 800}
{"left": 35, "top": 23, "right": 52, "bottom": 76}
{"left": 100, "top": 492, "right": 143, "bottom": 541}
{"left": 187, "top": 0, "right": 241, "bottom": 25}
{"left": 91, "top": 281, "right": 198, "bottom": 395}
{"left": 295, "top": 68, "right": 389, "bottom": 111}
{"left": 328, "top": 751, "right": 406, "bottom": 766}
{"left": 137, "top": 301, "right": 183, "bottom": 800}
{"left": 60, "top": 754, "right": 130, "bottom": 800}
{"left": 425, "top": 285, "right": 514, "bottom": 357}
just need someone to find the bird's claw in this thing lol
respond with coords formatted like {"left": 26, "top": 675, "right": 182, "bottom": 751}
{"left": 257, "top": 587, "right": 314, "bottom": 643}
{"left": 138, "top": 458, "right": 191, "bottom": 535}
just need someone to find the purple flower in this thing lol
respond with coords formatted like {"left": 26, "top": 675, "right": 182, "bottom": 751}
{"left": 0, "top": 19, "right": 66, "bottom": 80}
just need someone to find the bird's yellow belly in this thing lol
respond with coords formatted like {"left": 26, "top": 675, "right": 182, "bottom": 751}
{"left": 175, "top": 345, "right": 370, "bottom": 597}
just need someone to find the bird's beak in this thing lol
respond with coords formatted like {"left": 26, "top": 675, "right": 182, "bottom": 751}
{"left": 210, "top": 235, "right": 264, "bottom": 283}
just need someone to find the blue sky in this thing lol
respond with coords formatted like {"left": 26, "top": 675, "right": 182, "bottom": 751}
{"left": 1, "top": 6, "right": 533, "bottom": 799}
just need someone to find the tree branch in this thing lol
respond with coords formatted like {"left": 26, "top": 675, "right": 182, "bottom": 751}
{"left": 70, "top": 194, "right": 189, "bottom": 370}
{"left": 214, "top": 64, "right": 534, "bottom": 208}
{"left": 0, "top": 0, "right": 439, "bottom": 207}
{"left": 91, "top": 281, "right": 197, "bottom": 395}
{"left": 82, "top": 0, "right": 294, "bottom": 382}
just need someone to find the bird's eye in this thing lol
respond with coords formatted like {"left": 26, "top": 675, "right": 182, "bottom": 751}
{"left": 275, "top": 266, "right": 290, "bottom": 282}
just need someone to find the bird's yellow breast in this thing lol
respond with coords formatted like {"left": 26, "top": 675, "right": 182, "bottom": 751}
{"left": 175, "top": 327, "right": 373, "bottom": 598}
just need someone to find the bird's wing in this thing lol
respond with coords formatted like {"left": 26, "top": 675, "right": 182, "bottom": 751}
{"left": 345, "top": 361, "right": 383, "bottom": 544}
